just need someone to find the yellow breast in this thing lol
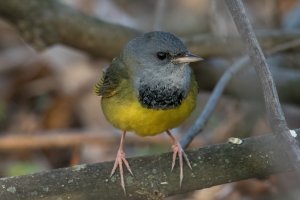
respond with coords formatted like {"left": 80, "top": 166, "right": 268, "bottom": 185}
{"left": 101, "top": 80, "right": 197, "bottom": 136}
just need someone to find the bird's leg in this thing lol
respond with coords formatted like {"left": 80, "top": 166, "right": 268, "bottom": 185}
{"left": 166, "top": 130, "right": 192, "bottom": 187}
{"left": 110, "top": 131, "right": 133, "bottom": 194}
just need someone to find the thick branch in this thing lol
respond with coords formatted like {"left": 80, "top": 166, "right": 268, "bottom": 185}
{"left": 225, "top": 0, "right": 300, "bottom": 171}
{"left": 0, "top": 129, "right": 298, "bottom": 200}
{"left": 0, "top": 0, "right": 300, "bottom": 59}
{"left": 0, "top": 0, "right": 141, "bottom": 59}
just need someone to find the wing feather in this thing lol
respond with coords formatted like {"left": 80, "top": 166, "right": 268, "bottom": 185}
{"left": 94, "top": 59, "right": 128, "bottom": 98}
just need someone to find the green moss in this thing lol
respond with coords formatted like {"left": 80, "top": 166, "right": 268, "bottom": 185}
{"left": 5, "top": 162, "right": 44, "bottom": 176}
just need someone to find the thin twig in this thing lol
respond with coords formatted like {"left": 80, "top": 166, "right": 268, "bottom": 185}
{"left": 225, "top": 0, "right": 300, "bottom": 172}
{"left": 153, "top": 0, "right": 167, "bottom": 30}
{"left": 266, "top": 38, "right": 300, "bottom": 55}
{"left": 181, "top": 56, "right": 248, "bottom": 148}
{"left": 181, "top": 38, "right": 300, "bottom": 148}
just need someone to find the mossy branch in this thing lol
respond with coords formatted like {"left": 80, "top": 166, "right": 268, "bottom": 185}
{"left": 0, "top": 129, "right": 299, "bottom": 200}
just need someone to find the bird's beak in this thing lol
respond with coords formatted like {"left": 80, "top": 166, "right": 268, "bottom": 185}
{"left": 172, "top": 53, "right": 203, "bottom": 64}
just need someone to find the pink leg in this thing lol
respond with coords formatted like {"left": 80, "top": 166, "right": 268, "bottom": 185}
{"left": 110, "top": 131, "right": 133, "bottom": 194}
{"left": 166, "top": 130, "right": 192, "bottom": 187}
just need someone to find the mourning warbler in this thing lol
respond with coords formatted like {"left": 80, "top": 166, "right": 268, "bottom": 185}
{"left": 95, "top": 31, "right": 203, "bottom": 193}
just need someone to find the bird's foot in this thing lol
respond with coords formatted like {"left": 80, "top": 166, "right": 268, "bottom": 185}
{"left": 110, "top": 148, "right": 133, "bottom": 194}
{"left": 171, "top": 141, "right": 192, "bottom": 187}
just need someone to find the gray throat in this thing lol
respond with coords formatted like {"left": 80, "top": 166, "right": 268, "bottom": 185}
{"left": 135, "top": 66, "right": 192, "bottom": 110}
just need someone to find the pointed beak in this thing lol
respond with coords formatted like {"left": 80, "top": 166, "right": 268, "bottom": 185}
{"left": 172, "top": 53, "right": 203, "bottom": 64}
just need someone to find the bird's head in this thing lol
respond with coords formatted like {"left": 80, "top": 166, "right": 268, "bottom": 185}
{"left": 121, "top": 31, "right": 203, "bottom": 75}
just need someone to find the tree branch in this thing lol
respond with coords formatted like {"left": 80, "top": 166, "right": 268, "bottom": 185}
{"left": 181, "top": 56, "right": 249, "bottom": 148}
{"left": 0, "top": 129, "right": 298, "bottom": 200}
{"left": 195, "top": 55, "right": 300, "bottom": 104}
{"left": 184, "top": 30, "right": 300, "bottom": 57}
{"left": 181, "top": 38, "right": 300, "bottom": 148}
{"left": 0, "top": 130, "right": 205, "bottom": 151}
{"left": 225, "top": 0, "right": 300, "bottom": 172}
{"left": 0, "top": 0, "right": 141, "bottom": 59}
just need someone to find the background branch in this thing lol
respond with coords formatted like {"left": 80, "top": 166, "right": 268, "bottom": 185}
{"left": 181, "top": 56, "right": 248, "bottom": 148}
{"left": 185, "top": 30, "right": 300, "bottom": 57}
{"left": 0, "top": 0, "right": 300, "bottom": 59}
{"left": 181, "top": 38, "right": 300, "bottom": 148}
{"left": 0, "top": 130, "right": 205, "bottom": 151}
{"left": 194, "top": 55, "right": 300, "bottom": 104}
{"left": 0, "top": 0, "right": 141, "bottom": 59}
{"left": 0, "top": 129, "right": 298, "bottom": 200}
{"left": 153, "top": 0, "right": 166, "bottom": 30}
{"left": 225, "top": 0, "right": 300, "bottom": 172}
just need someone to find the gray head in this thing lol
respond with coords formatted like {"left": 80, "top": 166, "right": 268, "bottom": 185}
{"left": 121, "top": 31, "right": 201, "bottom": 73}
{"left": 120, "top": 31, "right": 202, "bottom": 109}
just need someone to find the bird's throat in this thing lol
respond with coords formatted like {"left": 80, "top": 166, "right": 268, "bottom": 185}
{"left": 135, "top": 64, "right": 192, "bottom": 110}
{"left": 138, "top": 83, "right": 187, "bottom": 110}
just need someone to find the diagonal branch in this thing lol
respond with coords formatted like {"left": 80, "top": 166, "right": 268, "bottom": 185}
{"left": 225, "top": 0, "right": 300, "bottom": 172}
{"left": 181, "top": 38, "right": 300, "bottom": 148}
{"left": 181, "top": 56, "right": 248, "bottom": 148}
{"left": 0, "top": 129, "right": 299, "bottom": 200}
{"left": 0, "top": 0, "right": 141, "bottom": 59}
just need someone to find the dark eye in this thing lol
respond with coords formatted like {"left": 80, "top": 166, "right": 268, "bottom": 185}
{"left": 156, "top": 52, "right": 167, "bottom": 60}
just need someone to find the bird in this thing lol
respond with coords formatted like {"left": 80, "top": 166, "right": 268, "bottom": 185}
{"left": 94, "top": 31, "right": 202, "bottom": 193}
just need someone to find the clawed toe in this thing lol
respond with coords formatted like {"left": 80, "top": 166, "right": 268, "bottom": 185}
{"left": 110, "top": 131, "right": 133, "bottom": 194}
{"left": 167, "top": 130, "right": 192, "bottom": 187}
{"left": 171, "top": 142, "right": 192, "bottom": 187}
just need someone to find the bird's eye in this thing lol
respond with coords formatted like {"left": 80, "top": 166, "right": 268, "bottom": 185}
{"left": 156, "top": 52, "right": 167, "bottom": 60}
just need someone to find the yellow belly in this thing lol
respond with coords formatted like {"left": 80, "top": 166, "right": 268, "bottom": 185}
{"left": 101, "top": 81, "right": 197, "bottom": 136}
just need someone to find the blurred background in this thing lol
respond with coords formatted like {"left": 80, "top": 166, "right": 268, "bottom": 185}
{"left": 0, "top": 0, "right": 300, "bottom": 199}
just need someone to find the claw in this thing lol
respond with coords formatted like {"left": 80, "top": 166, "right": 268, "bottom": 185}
{"left": 167, "top": 131, "right": 192, "bottom": 187}
{"left": 110, "top": 131, "right": 133, "bottom": 194}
